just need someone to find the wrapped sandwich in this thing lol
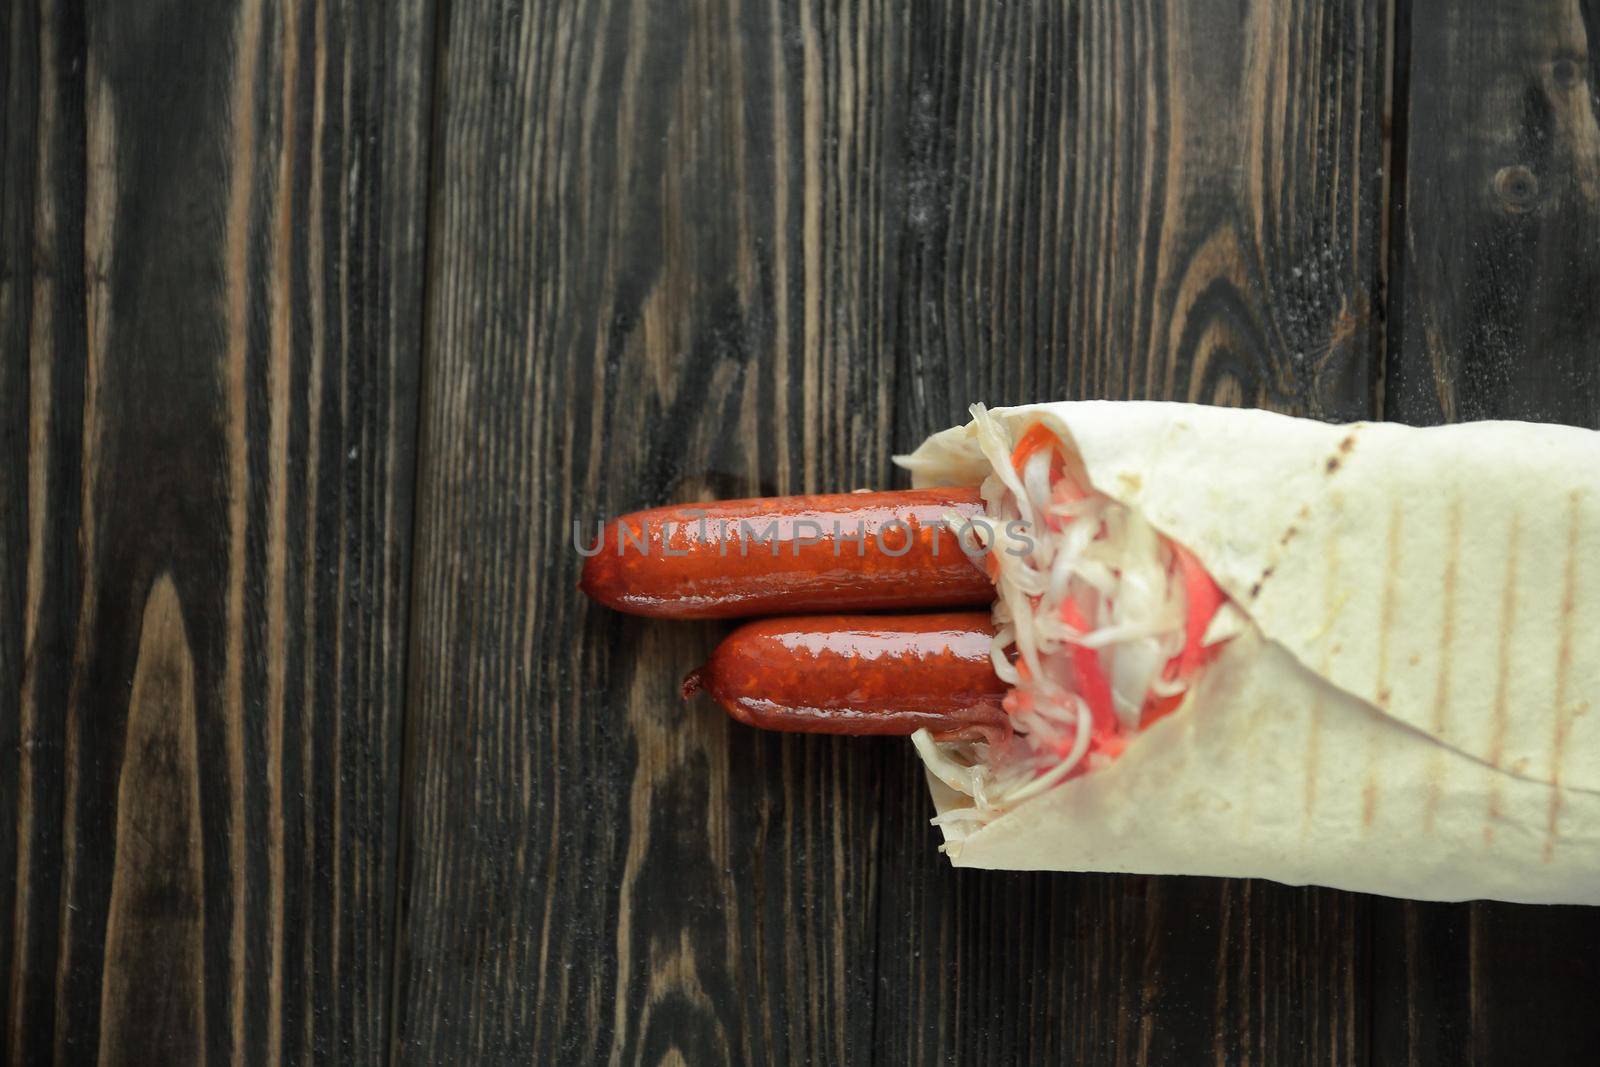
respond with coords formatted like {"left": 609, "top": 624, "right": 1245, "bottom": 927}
{"left": 582, "top": 402, "right": 1600, "bottom": 904}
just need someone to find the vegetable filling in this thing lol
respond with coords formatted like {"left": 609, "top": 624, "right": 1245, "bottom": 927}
{"left": 915, "top": 406, "right": 1227, "bottom": 822}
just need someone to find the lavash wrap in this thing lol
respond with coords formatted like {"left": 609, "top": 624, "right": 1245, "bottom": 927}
{"left": 897, "top": 402, "right": 1600, "bottom": 904}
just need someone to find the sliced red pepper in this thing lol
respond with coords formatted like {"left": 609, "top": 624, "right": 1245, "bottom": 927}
{"left": 1052, "top": 476, "right": 1087, "bottom": 508}
{"left": 1093, "top": 731, "right": 1126, "bottom": 760}
{"left": 1003, "top": 437, "right": 1230, "bottom": 757}
{"left": 1010, "top": 422, "right": 1062, "bottom": 473}
{"left": 1011, "top": 422, "right": 1092, "bottom": 534}
{"left": 1170, "top": 540, "right": 1224, "bottom": 678}
{"left": 1058, "top": 598, "right": 1120, "bottom": 753}
{"left": 1138, "top": 689, "right": 1185, "bottom": 729}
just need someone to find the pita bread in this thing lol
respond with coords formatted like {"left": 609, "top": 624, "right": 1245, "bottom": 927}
{"left": 899, "top": 402, "right": 1600, "bottom": 903}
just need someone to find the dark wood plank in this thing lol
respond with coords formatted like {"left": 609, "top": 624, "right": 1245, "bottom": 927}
{"left": 2, "top": 2, "right": 92, "bottom": 1059}
{"left": 880, "top": 2, "right": 1389, "bottom": 1063}
{"left": 1389, "top": 0, "right": 1600, "bottom": 426}
{"left": 402, "top": 1, "right": 1401, "bottom": 1062}
{"left": 396, "top": 1, "right": 916, "bottom": 1061}
{"left": 1377, "top": 1, "right": 1600, "bottom": 1063}
{"left": 0, "top": 0, "right": 434, "bottom": 1062}
{"left": 0, "top": 0, "right": 44, "bottom": 1053}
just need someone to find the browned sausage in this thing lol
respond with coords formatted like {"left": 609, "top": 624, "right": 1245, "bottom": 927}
{"left": 579, "top": 488, "right": 995, "bottom": 619}
{"left": 683, "top": 612, "right": 1010, "bottom": 742}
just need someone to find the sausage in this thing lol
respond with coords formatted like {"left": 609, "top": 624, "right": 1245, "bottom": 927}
{"left": 683, "top": 612, "right": 1010, "bottom": 742}
{"left": 579, "top": 488, "right": 995, "bottom": 619}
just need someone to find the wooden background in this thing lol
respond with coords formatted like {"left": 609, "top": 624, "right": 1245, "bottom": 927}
{"left": 3, "top": 0, "right": 1599, "bottom": 1063}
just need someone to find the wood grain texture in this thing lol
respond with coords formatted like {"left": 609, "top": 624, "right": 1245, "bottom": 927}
{"left": 1390, "top": 0, "right": 1600, "bottom": 426}
{"left": 895, "top": 1, "right": 1388, "bottom": 425}
{"left": 0, "top": 0, "right": 434, "bottom": 1062}
{"left": 1377, "top": 2, "right": 1600, "bottom": 1064}
{"left": 9, "top": 0, "right": 1600, "bottom": 1063}
{"left": 0, "top": 0, "right": 40, "bottom": 1056}
{"left": 397, "top": 1, "right": 911, "bottom": 1060}
{"left": 402, "top": 0, "right": 1393, "bottom": 1064}
{"left": 880, "top": 3, "right": 1387, "bottom": 1063}
{"left": 3, "top": 1, "right": 94, "bottom": 1059}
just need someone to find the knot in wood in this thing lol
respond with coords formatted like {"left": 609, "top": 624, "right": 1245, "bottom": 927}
{"left": 1491, "top": 165, "right": 1540, "bottom": 212}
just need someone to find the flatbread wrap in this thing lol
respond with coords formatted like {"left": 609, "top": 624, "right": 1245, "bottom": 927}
{"left": 580, "top": 401, "right": 1599, "bottom": 903}
{"left": 896, "top": 402, "right": 1600, "bottom": 904}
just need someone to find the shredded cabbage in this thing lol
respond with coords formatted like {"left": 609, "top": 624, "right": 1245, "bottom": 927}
{"left": 920, "top": 405, "right": 1207, "bottom": 824}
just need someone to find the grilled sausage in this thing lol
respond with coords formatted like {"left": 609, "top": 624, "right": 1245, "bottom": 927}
{"left": 579, "top": 488, "right": 995, "bottom": 619}
{"left": 684, "top": 612, "right": 1009, "bottom": 741}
